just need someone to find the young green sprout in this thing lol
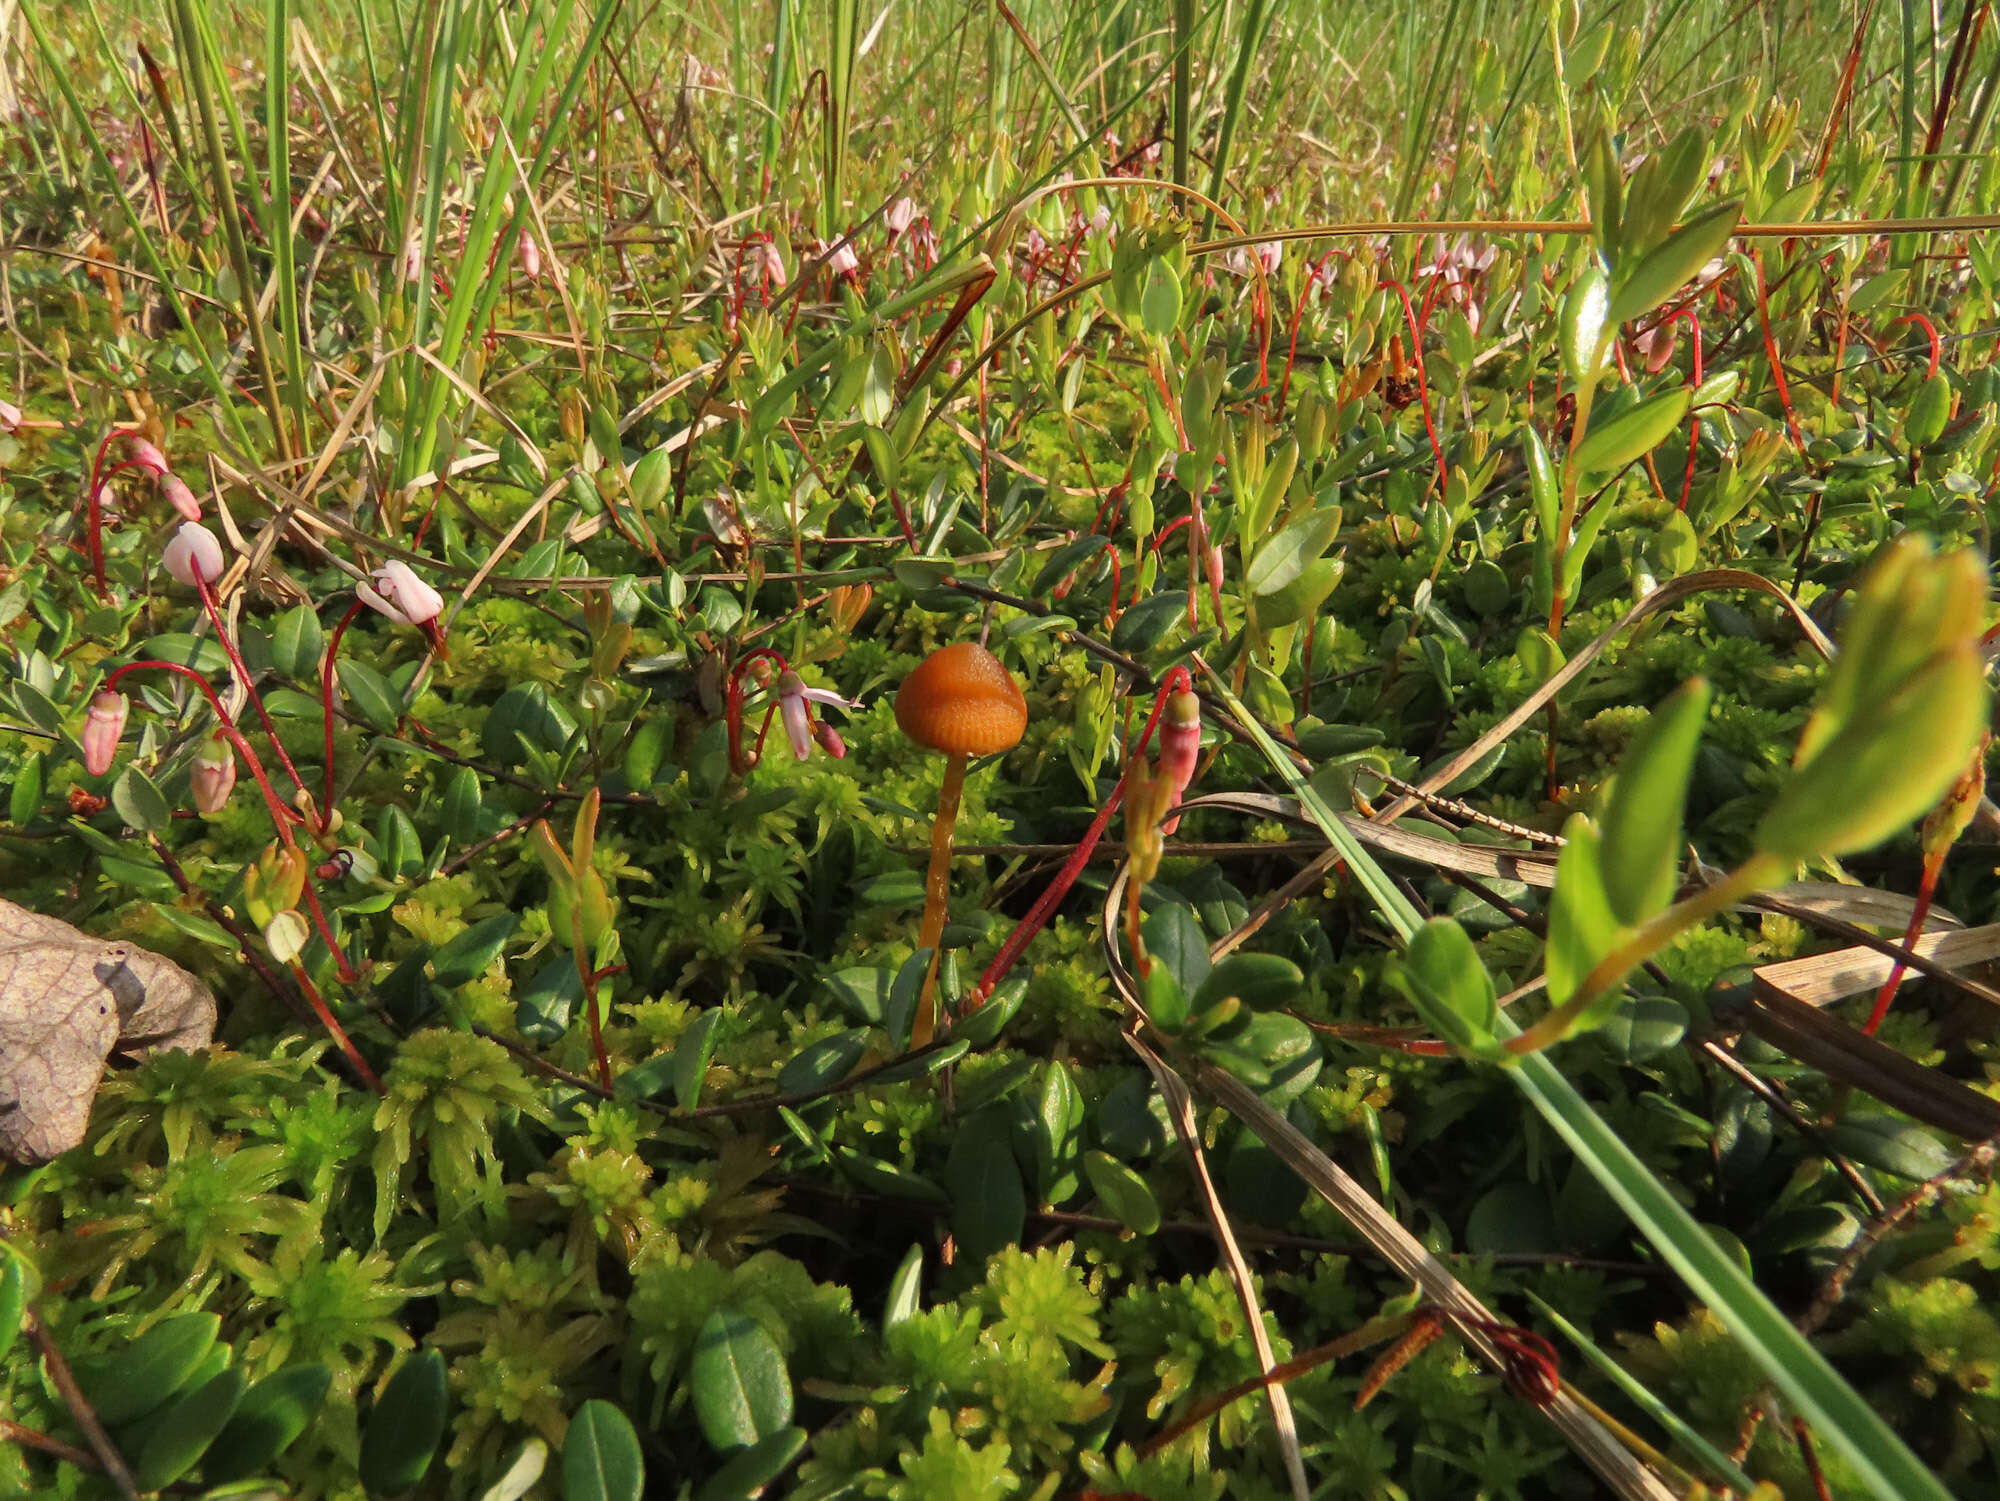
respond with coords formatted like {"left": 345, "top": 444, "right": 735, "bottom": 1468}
{"left": 895, "top": 643, "right": 1027, "bottom": 1046}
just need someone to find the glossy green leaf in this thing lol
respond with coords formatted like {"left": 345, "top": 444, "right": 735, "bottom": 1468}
{"left": 629, "top": 446, "right": 673, "bottom": 510}
{"left": 430, "top": 913, "right": 516, "bottom": 988}
{"left": 1246, "top": 507, "right": 1341, "bottom": 598}
{"left": 776, "top": 1029, "right": 869, "bottom": 1095}
{"left": 691, "top": 1310, "right": 793, "bottom": 1453}
{"left": 1082, "top": 1149, "right": 1162, "bottom": 1234}
{"left": 111, "top": 764, "right": 169, "bottom": 833}
{"left": 442, "top": 765, "right": 483, "bottom": 843}
{"left": 944, "top": 976, "right": 1027, "bottom": 1048}
{"left": 1544, "top": 814, "right": 1628, "bottom": 1008}
{"left": 335, "top": 658, "right": 405, "bottom": 733}
{"left": 1572, "top": 387, "right": 1691, "bottom": 474}
{"left": 136, "top": 1366, "right": 245, "bottom": 1490}
{"left": 359, "top": 1349, "right": 448, "bottom": 1496}
{"left": 270, "top": 604, "right": 325, "bottom": 679}
{"left": 1522, "top": 425, "right": 1559, "bottom": 539}
{"left": 562, "top": 1399, "right": 645, "bottom": 1501}
{"left": 0, "top": 1261, "right": 24, "bottom": 1364}
{"left": 204, "top": 1363, "right": 332, "bottom": 1483}
{"left": 9, "top": 750, "right": 43, "bottom": 824}
{"left": 1400, "top": 917, "right": 1496, "bottom": 1048}
{"left": 1254, "top": 555, "right": 1343, "bottom": 628}
{"left": 882, "top": 1244, "right": 924, "bottom": 1329}
{"left": 481, "top": 682, "right": 579, "bottom": 765}
{"left": 673, "top": 1008, "right": 724, "bottom": 1111}
{"left": 693, "top": 1428, "right": 808, "bottom": 1501}
{"left": 1140, "top": 902, "right": 1211, "bottom": 998}
{"left": 1109, "top": 589, "right": 1185, "bottom": 652}
{"left": 1194, "top": 952, "right": 1305, "bottom": 1011}
{"left": 1560, "top": 260, "right": 1610, "bottom": 383}
{"left": 945, "top": 1111, "right": 1026, "bottom": 1261}
{"left": 1821, "top": 1114, "right": 1954, "bottom": 1181}
{"left": 1608, "top": 199, "right": 1742, "bottom": 326}
{"left": 74, "top": 1312, "right": 219, "bottom": 1426}
{"left": 1139, "top": 258, "right": 1183, "bottom": 338}
{"left": 1598, "top": 677, "right": 1711, "bottom": 925}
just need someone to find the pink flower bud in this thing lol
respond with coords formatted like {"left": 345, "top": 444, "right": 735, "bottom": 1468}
{"left": 124, "top": 436, "right": 171, "bottom": 477}
{"left": 0, "top": 400, "right": 20, "bottom": 434}
{"left": 357, "top": 558, "right": 445, "bottom": 626}
{"left": 812, "top": 720, "right": 846, "bottom": 759}
{"left": 518, "top": 230, "right": 544, "bottom": 282}
{"left": 1157, "top": 689, "right": 1202, "bottom": 835}
{"left": 398, "top": 234, "right": 424, "bottom": 282}
{"left": 162, "top": 522, "right": 224, "bottom": 586}
{"left": 81, "top": 691, "right": 127, "bottom": 777}
{"left": 190, "top": 734, "right": 236, "bottom": 815}
{"left": 160, "top": 473, "right": 202, "bottom": 521}
{"left": 759, "top": 239, "right": 787, "bottom": 287}
{"left": 886, "top": 197, "right": 917, "bottom": 237}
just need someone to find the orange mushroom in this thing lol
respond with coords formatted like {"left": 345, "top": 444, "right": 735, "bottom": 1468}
{"left": 895, "top": 642, "right": 1028, "bottom": 1045}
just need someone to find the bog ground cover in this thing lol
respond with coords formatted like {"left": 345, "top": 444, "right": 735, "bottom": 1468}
{"left": 2, "top": 1, "right": 2000, "bottom": 1497}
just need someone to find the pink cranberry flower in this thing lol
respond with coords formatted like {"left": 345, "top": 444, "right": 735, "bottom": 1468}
{"left": 776, "top": 670, "right": 856, "bottom": 761}
{"left": 162, "top": 522, "right": 224, "bottom": 586}
{"left": 160, "top": 473, "right": 203, "bottom": 522}
{"left": 518, "top": 230, "right": 544, "bottom": 282}
{"left": 190, "top": 734, "right": 237, "bottom": 815}
{"left": 0, "top": 400, "right": 20, "bottom": 434}
{"left": 886, "top": 198, "right": 917, "bottom": 237}
{"left": 822, "top": 238, "right": 860, "bottom": 280}
{"left": 81, "top": 691, "right": 127, "bottom": 777}
{"left": 357, "top": 559, "right": 445, "bottom": 626}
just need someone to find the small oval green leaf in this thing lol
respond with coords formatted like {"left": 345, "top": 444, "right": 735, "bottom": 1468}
{"left": 691, "top": 1311, "right": 793, "bottom": 1453}
{"left": 359, "top": 1349, "right": 448, "bottom": 1496}
{"left": 562, "top": 1399, "right": 645, "bottom": 1501}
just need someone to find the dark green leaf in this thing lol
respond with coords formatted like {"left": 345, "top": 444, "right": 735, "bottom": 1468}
{"left": 111, "top": 764, "right": 169, "bottom": 833}
{"left": 1109, "top": 590, "right": 1185, "bottom": 652}
{"left": 359, "top": 1349, "right": 448, "bottom": 1496}
{"left": 204, "top": 1363, "right": 331, "bottom": 1483}
{"left": 270, "top": 605, "right": 325, "bottom": 679}
{"left": 692, "top": 1426, "right": 809, "bottom": 1501}
{"left": 1466, "top": 1183, "right": 1556, "bottom": 1255}
{"left": 74, "top": 1312, "right": 219, "bottom": 1426}
{"left": 945, "top": 1111, "right": 1026, "bottom": 1261}
{"left": 0, "top": 1261, "right": 23, "bottom": 1364}
{"left": 430, "top": 913, "right": 516, "bottom": 988}
{"left": 9, "top": 750, "right": 43, "bottom": 824}
{"left": 1573, "top": 387, "right": 1692, "bottom": 474}
{"left": 517, "top": 955, "right": 583, "bottom": 1043}
{"left": 481, "top": 683, "right": 579, "bottom": 766}
{"left": 673, "top": 1009, "right": 724, "bottom": 1111}
{"left": 1194, "top": 952, "right": 1304, "bottom": 1011}
{"left": 135, "top": 1366, "right": 245, "bottom": 1490}
{"left": 777, "top": 1030, "right": 869, "bottom": 1095}
{"left": 336, "top": 658, "right": 405, "bottom": 733}
{"left": 442, "top": 766, "right": 483, "bottom": 843}
{"left": 691, "top": 1311, "right": 794, "bottom": 1453}
{"left": 1082, "top": 1150, "right": 1161, "bottom": 1234}
{"left": 562, "top": 1399, "right": 645, "bottom": 1501}
{"left": 1822, "top": 1114, "right": 1954, "bottom": 1181}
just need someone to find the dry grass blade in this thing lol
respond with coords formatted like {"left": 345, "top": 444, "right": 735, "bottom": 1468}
{"left": 1752, "top": 925, "right": 2000, "bottom": 1012}
{"left": 1099, "top": 863, "right": 1679, "bottom": 1500}
{"left": 1123, "top": 1026, "right": 1309, "bottom": 1501}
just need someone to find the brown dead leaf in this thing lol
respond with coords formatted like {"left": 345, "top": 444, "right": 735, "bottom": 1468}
{"left": 0, "top": 899, "right": 217, "bottom": 1163}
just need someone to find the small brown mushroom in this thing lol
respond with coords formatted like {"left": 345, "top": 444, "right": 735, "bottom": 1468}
{"left": 895, "top": 642, "right": 1028, "bottom": 1045}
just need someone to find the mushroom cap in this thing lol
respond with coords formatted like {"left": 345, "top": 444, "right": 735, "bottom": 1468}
{"left": 895, "top": 642, "right": 1027, "bottom": 757}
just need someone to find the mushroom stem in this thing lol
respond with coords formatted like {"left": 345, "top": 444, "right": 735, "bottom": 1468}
{"left": 911, "top": 751, "right": 969, "bottom": 1046}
